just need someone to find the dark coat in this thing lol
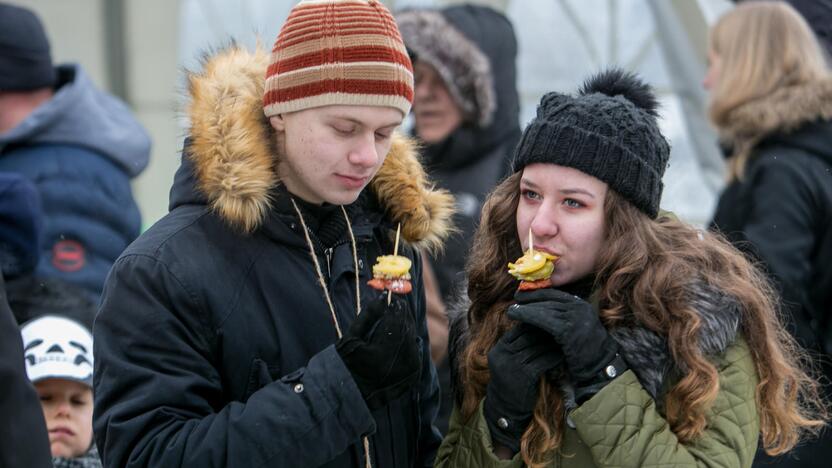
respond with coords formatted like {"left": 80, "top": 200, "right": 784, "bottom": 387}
{"left": 0, "top": 275, "right": 52, "bottom": 468}
{"left": 710, "top": 78, "right": 832, "bottom": 355}
{"left": 92, "top": 48, "right": 455, "bottom": 468}
{"left": 0, "top": 64, "right": 149, "bottom": 299}
{"left": 710, "top": 78, "right": 832, "bottom": 468}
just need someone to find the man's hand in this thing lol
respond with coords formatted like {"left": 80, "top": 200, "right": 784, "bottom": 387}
{"left": 336, "top": 294, "right": 421, "bottom": 411}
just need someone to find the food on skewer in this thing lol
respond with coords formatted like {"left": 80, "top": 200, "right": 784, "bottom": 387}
{"left": 368, "top": 254, "right": 413, "bottom": 294}
{"left": 507, "top": 248, "right": 558, "bottom": 291}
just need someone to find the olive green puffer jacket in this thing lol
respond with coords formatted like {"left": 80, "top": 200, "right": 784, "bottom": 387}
{"left": 436, "top": 280, "right": 762, "bottom": 468}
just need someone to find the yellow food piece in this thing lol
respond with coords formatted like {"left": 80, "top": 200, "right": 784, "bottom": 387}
{"left": 372, "top": 255, "right": 412, "bottom": 277}
{"left": 507, "top": 250, "right": 557, "bottom": 280}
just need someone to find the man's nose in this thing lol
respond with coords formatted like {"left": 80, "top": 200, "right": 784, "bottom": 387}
{"left": 349, "top": 134, "right": 380, "bottom": 168}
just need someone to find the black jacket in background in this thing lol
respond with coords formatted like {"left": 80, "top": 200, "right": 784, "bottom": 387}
{"left": 0, "top": 275, "right": 52, "bottom": 468}
{"left": 711, "top": 107, "right": 832, "bottom": 356}
{"left": 709, "top": 79, "right": 832, "bottom": 468}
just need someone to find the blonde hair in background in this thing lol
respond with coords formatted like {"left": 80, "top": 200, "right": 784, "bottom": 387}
{"left": 707, "top": 1, "right": 829, "bottom": 180}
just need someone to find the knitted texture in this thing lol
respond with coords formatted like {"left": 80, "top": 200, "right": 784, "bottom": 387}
{"left": 263, "top": 0, "right": 414, "bottom": 117}
{"left": 512, "top": 69, "right": 670, "bottom": 218}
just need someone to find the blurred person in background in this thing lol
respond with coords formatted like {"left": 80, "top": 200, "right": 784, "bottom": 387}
{"left": 0, "top": 3, "right": 150, "bottom": 300}
{"left": 705, "top": 2, "right": 832, "bottom": 466}
{"left": 397, "top": 4, "right": 521, "bottom": 433}
{"left": 10, "top": 278, "right": 101, "bottom": 468}
{"left": 92, "top": 1, "right": 453, "bottom": 467}
{"left": 0, "top": 173, "right": 52, "bottom": 468}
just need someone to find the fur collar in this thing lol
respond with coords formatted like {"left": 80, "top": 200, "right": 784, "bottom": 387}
{"left": 719, "top": 77, "right": 832, "bottom": 155}
{"left": 448, "top": 282, "right": 742, "bottom": 409}
{"left": 185, "top": 47, "right": 455, "bottom": 251}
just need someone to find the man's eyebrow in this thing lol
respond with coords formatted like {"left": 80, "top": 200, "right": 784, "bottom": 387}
{"left": 326, "top": 115, "right": 401, "bottom": 128}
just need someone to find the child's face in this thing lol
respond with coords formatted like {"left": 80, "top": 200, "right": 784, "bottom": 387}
{"left": 35, "top": 378, "right": 94, "bottom": 458}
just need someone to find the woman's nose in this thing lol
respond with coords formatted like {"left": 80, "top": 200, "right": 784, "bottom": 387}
{"left": 530, "top": 208, "right": 559, "bottom": 239}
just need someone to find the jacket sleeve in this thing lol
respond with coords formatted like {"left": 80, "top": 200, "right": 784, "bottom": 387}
{"left": 410, "top": 248, "right": 444, "bottom": 467}
{"left": 0, "top": 277, "right": 53, "bottom": 468}
{"left": 570, "top": 339, "right": 760, "bottom": 468}
{"left": 93, "top": 254, "right": 376, "bottom": 468}
{"left": 434, "top": 404, "right": 524, "bottom": 468}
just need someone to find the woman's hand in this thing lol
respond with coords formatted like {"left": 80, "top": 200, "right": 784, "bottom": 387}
{"left": 508, "top": 288, "right": 627, "bottom": 404}
{"left": 484, "top": 322, "right": 564, "bottom": 453}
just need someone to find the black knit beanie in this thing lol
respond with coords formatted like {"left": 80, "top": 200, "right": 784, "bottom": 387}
{"left": 512, "top": 69, "right": 670, "bottom": 218}
{"left": 0, "top": 3, "right": 56, "bottom": 91}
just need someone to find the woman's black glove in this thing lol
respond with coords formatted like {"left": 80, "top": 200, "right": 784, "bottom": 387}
{"left": 509, "top": 288, "right": 628, "bottom": 404}
{"left": 483, "top": 323, "right": 564, "bottom": 453}
{"left": 336, "top": 294, "right": 421, "bottom": 411}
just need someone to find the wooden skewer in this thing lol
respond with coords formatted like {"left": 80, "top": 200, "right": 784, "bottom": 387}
{"left": 388, "top": 223, "right": 401, "bottom": 305}
{"left": 528, "top": 227, "right": 534, "bottom": 254}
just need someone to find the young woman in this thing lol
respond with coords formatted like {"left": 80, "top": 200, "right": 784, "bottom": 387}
{"left": 434, "top": 69, "right": 826, "bottom": 468}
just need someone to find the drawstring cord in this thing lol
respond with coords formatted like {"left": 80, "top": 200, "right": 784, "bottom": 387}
{"left": 289, "top": 199, "right": 371, "bottom": 468}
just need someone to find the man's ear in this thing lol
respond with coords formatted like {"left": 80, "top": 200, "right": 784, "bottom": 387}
{"left": 269, "top": 115, "right": 286, "bottom": 132}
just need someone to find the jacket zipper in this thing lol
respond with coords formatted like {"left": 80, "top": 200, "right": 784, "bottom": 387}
{"left": 325, "top": 247, "right": 333, "bottom": 277}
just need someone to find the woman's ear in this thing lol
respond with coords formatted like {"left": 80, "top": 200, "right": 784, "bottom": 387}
{"left": 269, "top": 115, "right": 286, "bottom": 132}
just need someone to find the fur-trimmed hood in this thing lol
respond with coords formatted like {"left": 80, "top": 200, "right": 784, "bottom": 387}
{"left": 397, "top": 5, "right": 521, "bottom": 173}
{"left": 447, "top": 281, "right": 742, "bottom": 410}
{"left": 719, "top": 77, "right": 832, "bottom": 162}
{"left": 183, "top": 47, "right": 455, "bottom": 251}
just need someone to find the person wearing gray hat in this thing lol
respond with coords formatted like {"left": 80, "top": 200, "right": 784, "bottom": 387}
{"left": 0, "top": 2, "right": 150, "bottom": 302}
{"left": 436, "top": 69, "right": 826, "bottom": 467}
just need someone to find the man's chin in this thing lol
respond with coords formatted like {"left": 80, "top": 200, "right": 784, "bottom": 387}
{"left": 323, "top": 189, "right": 363, "bottom": 206}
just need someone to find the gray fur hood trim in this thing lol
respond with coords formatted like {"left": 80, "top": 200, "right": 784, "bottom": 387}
{"left": 397, "top": 9, "right": 496, "bottom": 127}
{"left": 447, "top": 281, "right": 742, "bottom": 407}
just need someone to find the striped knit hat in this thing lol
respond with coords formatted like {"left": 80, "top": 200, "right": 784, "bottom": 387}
{"left": 263, "top": 0, "right": 414, "bottom": 118}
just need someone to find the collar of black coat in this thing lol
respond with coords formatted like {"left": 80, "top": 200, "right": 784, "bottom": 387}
{"left": 447, "top": 280, "right": 742, "bottom": 409}
{"left": 183, "top": 47, "right": 455, "bottom": 253}
{"left": 718, "top": 76, "right": 832, "bottom": 154}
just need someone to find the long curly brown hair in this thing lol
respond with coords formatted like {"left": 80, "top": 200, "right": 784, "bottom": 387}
{"left": 459, "top": 172, "right": 826, "bottom": 467}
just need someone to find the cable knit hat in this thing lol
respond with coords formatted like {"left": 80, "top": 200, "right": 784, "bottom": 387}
{"left": 0, "top": 3, "right": 56, "bottom": 91}
{"left": 263, "top": 0, "right": 414, "bottom": 117}
{"left": 512, "top": 69, "right": 670, "bottom": 218}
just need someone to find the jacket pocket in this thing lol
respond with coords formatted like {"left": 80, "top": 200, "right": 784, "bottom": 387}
{"left": 243, "top": 358, "right": 281, "bottom": 401}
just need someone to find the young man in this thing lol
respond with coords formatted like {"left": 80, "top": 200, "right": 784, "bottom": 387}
{"left": 92, "top": 1, "right": 454, "bottom": 467}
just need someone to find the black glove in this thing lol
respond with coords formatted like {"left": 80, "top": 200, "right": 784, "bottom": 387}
{"left": 483, "top": 323, "right": 564, "bottom": 453}
{"left": 336, "top": 294, "right": 421, "bottom": 411}
{"left": 509, "top": 288, "right": 627, "bottom": 404}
